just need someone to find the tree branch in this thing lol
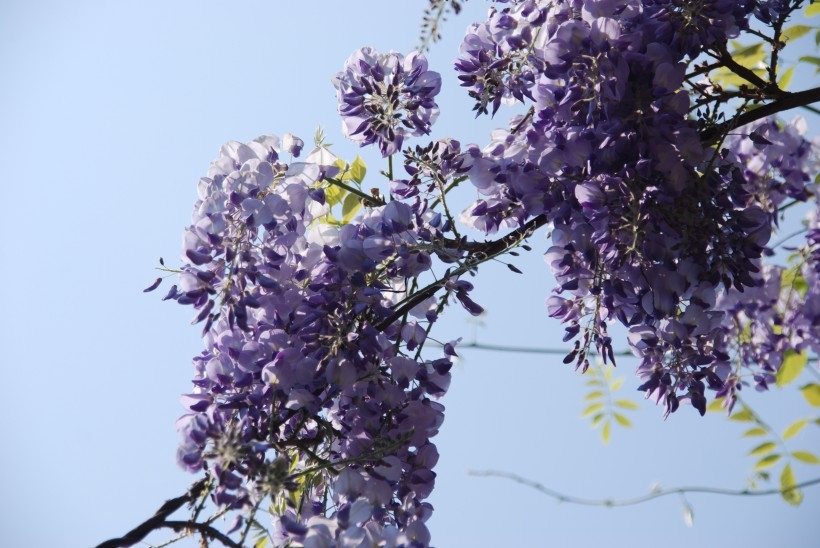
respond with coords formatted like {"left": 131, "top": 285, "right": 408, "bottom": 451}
{"left": 377, "top": 214, "right": 549, "bottom": 330}
{"left": 468, "top": 469, "right": 820, "bottom": 507}
{"left": 96, "top": 479, "right": 210, "bottom": 548}
{"left": 701, "top": 86, "right": 820, "bottom": 145}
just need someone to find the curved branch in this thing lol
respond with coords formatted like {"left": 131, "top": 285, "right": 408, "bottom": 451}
{"left": 377, "top": 214, "right": 549, "bottom": 330}
{"left": 468, "top": 469, "right": 820, "bottom": 507}
{"left": 701, "top": 86, "right": 820, "bottom": 145}
{"left": 96, "top": 479, "right": 209, "bottom": 548}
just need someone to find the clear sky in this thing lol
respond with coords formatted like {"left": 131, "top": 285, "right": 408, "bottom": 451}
{"left": 1, "top": 1, "right": 819, "bottom": 547}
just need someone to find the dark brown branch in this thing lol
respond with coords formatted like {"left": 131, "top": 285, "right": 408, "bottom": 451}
{"left": 96, "top": 479, "right": 209, "bottom": 548}
{"left": 377, "top": 214, "right": 549, "bottom": 330}
{"left": 701, "top": 86, "right": 820, "bottom": 145}
{"left": 162, "top": 521, "right": 243, "bottom": 548}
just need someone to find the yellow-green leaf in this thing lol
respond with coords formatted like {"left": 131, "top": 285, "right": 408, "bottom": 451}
{"left": 729, "top": 407, "right": 754, "bottom": 422}
{"left": 783, "top": 25, "right": 813, "bottom": 42}
{"left": 590, "top": 412, "right": 606, "bottom": 427}
{"left": 754, "top": 453, "right": 782, "bottom": 470}
{"left": 350, "top": 155, "right": 367, "bottom": 184}
{"left": 613, "top": 412, "right": 632, "bottom": 427}
{"left": 707, "top": 398, "right": 726, "bottom": 412}
{"left": 792, "top": 451, "right": 820, "bottom": 464}
{"left": 783, "top": 419, "right": 809, "bottom": 440}
{"left": 731, "top": 42, "right": 766, "bottom": 64}
{"left": 255, "top": 537, "right": 269, "bottom": 548}
{"left": 776, "top": 350, "right": 807, "bottom": 387}
{"left": 712, "top": 66, "right": 767, "bottom": 88}
{"left": 749, "top": 442, "right": 777, "bottom": 456}
{"left": 340, "top": 192, "right": 362, "bottom": 224}
{"left": 615, "top": 399, "right": 640, "bottom": 410}
{"left": 582, "top": 402, "right": 605, "bottom": 418}
{"left": 780, "top": 463, "right": 804, "bottom": 506}
{"left": 610, "top": 378, "right": 624, "bottom": 391}
{"left": 778, "top": 66, "right": 794, "bottom": 90}
{"left": 743, "top": 427, "right": 767, "bottom": 437}
{"left": 781, "top": 266, "right": 809, "bottom": 297}
{"left": 602, "top": 419, "right": 612, "bottom": 444}
{"left": 584, "top": 390, "right": 605, "bottom": 401}
{"left": 324, "top": 182, "right": 346, "bottom": 207}
{"left": 808, "top": 2, "right": 820, "bottom": 16}
{"left": 800, "top": 383, "right": 820, "bottom": 407}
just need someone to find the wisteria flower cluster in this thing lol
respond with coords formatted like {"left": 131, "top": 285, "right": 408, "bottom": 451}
{"left": 147, "top": 130, "right": 485, "bottom": 545}
{"left": 139, "top": 1, "right": 820, "bottom": 546}
{"left": 335, "top": 47, "right": 442, "bottom": 157}
{"left": 455, "top": 0, "right": 819, "bottom": 416}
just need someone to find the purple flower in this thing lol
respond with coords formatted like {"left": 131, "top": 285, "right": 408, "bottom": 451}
{"left": 334, "top": 47, "right": 441, "bottom": 156}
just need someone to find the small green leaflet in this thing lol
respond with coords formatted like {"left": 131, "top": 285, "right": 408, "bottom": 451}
{"left": 800, "top": 383, "right": 820, "bottom": 407}
{"left": 754, "top": 453, "right": 782, "bottom": 470}
{"left": 743, "top": 427, "right": 767, "bottom": 437}
{"left": 780, "top": 463, "right": 803, "bottom": 506}
{"left": 748, "top": 441, "right": 776, "bottom": 457}
{"left": 776, "top": 350, "right": 807, "bottom": 388}
{"left": 781, "top": 24, "right": 813, "bottom": 42}
{"left": 791, "top": 451, "right": 820, "bottom": 465}
{"left": 782, "top": 418, "right": 809, "bottom": 440}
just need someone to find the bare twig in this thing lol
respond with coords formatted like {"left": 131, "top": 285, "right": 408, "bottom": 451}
{"left": 468, "top": 469, "right": 820, "bottom": 507}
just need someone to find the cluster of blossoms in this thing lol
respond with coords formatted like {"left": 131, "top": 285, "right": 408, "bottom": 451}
{"left": 153, "top": 129, "right": 484, "bottom": 545}
{"left": 152, "top": 1, "right": 819, "bottom": 545}
{"left": 335, "top": 48, "right": 442, "bottom": 157}
{"left": 454, "top": 0, "right": 819, "bottom": 415}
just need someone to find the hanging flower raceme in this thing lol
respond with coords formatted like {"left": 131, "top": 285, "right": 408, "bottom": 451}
{"left": 148, "top": 131, "right": 481, "bottom": 545}
{"left": 453, "top": 0, "right": 819, "bottom": 414}
{"left": 334, "top": 47, "right": 442, "bottom": 157}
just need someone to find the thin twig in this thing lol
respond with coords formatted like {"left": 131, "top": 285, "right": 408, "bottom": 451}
{"left": 468, "top": 469, "right": 820, "bottom": 507}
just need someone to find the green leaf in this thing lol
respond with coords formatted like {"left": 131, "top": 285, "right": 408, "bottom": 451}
{"left": 340, "top": 192, "right": 362, "bottom": 224}
{"left": 324, "top": 182, "right": 346, "bottom": 207}
{"left": 749, "top": 442, "right": 776, "bottom": 457}
{"left": 712, "top": 66, "right": 767, "bottom": 88}
{"left": 731, "top": 42, "right": 766, "bottom": 65}
{"left": 613, "top": 412, "right": 632, "bottom": 428}
{"left": 792, "top": 451, "right": 820, "bottom": 464}
{"left": 754, "top": 453, "right": 782, "bottom": 470}
{"left": 254, "top": 537, "right": 269, "bottom": 548}
{"left": 783, "top": 419, "right": 809, "bottom": 440}
{"left": 743, "top": 427, "right": 767, "bottom": 437}
{"left": 601, "top": 419, "right": 611, "bottom": 445}
{"left": 707, "top": 398, "right": 726, "bottom": 412}
{"left": 615, "top": 399, "right": 640, "bottom": 410}
{"left": 780, "top": 463, "right": 804, "bottom": 506}
{"left": 800, "top": 383, "right": 820, "bottom": 407}
{"left": 590, "top": 412, "right": 606, "bottom": 427}
{"left": 729, "top": 407, "right": 754, "bottom": 422}
{"left": 350, "top": 155, "right": 367, "bottom": 184}
{"left": 782, "top": 25, "right": 813, "bottom": 42}
{"left": 809, "top": 3, "right": 820, "bottom": 16}
{"left": 778, "top": 66, "right": 794, "bottom": 90}
{"left": 582, "top": 402, "right": 605, "bottom": 418}
{"left": 584, "top": 390, "right": 605, "bottom": 401}
{"left": 776, "top": 350, "right": 807, "bottom": 387}
{"left": 781, "top": 266, "right": 809, "bottom": 297}
{"left": 799, "top": 56, "right": 820, "bottom": 70}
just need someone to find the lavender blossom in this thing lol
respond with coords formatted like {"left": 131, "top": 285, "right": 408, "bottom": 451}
{"left": 335, "top": 47, "right": 441, "bottom": 156}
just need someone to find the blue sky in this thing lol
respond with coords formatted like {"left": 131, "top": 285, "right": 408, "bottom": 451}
{"left": 1, "top": 1, "right": 819, "bottom": 547}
